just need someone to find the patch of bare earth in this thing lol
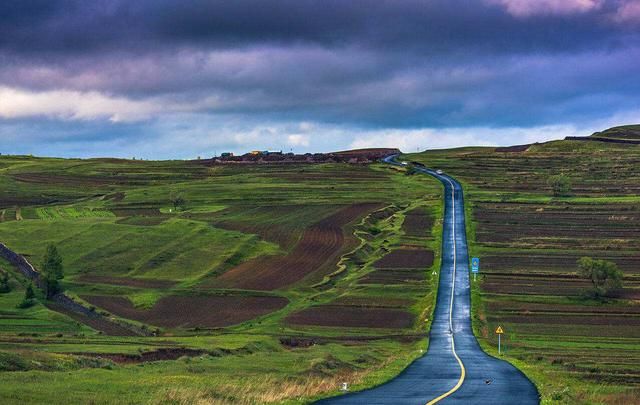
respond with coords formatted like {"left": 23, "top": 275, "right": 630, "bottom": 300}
{"left": 373, "top": 248, "right": 434, "bottom": 268}
{"left": 212, "top": 203, "right": 380, "bottom": 290}
{"left": 286, "top": 305, "right": 414, "bottom": 329}
{"left": 81, "top": 294, "right": 288, "bottom": 328}
{"left": 402, "top": 207, "right": 434, "bottom": 237}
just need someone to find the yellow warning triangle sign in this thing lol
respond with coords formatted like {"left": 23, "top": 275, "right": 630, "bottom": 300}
{"left": 495, "top": 326, "right": 504, "bottom": 334}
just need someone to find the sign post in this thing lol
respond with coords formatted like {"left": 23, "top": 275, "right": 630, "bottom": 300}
{"left": 495, "top": 325, "right": 504, "bottom": 355}
{"left": 471, "top": 257, "right": 480, "bottom": 281}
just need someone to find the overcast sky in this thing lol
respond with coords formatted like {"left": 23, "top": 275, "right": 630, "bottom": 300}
{"left": 1, "top": 0, "right": 640, "bottom": 158}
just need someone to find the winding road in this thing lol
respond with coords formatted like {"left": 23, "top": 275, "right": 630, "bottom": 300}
{"left": 317, "top": 156, "right": 539, "bottom": 404}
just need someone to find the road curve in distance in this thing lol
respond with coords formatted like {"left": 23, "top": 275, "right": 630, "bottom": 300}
{"left": 316, "top": 155, "right": 539, "bottom": 404}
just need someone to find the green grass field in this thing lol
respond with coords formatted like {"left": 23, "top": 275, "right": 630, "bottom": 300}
{"left": 406, "top": 136, "right": 640, "bottom": 404}
{"left": 3, "top": 135, "right": 639, "bottom": 404}
{"left": 0, "top": 156, "right": 442, "bottom": 404}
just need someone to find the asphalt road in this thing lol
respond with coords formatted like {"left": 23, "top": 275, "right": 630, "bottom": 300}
{"left": 317, "top": 156, "right": 539, "bottom": 404}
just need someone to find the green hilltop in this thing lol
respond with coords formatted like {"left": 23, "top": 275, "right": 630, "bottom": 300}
{"left": 591, "top": 124, "right": 640, "bottom": 140}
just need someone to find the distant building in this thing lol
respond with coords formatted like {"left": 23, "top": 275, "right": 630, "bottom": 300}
{"left": 211, "top": 148, "right": 398, "bottom": 165}
{"left": 249, "top": 150, "right": 282, "bottom": 156}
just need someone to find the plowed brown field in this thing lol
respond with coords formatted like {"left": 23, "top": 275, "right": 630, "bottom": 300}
{"left": 373, "top": 248, "right": 434, "bottom": 269}
{"left": 402, "top": 207, "right": 434, "bottom": 237}
{"left": 359, "top": 269, "right": 424, "bottom": 285}
{"left": 212, "top": 205, "right": 334, "bottom": 248}
{"left": 286, "top": 305, "right": 414, "bottom": 329}
{"left": 81, "top": 294, "right": 288, "bottom": 328}
{"left": 213, "top": 203, "right": 380, "bottom": 290}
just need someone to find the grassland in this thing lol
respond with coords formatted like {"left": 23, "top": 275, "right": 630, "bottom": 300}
{"left": 406, "top": 135, "right": 640, "bottom": 404}
{"left": 0, "top": 155, "right": 442, "bottom": 403}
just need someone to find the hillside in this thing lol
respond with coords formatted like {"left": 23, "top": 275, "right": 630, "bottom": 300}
{"left": 592, "top": 124, "right": 640, "bottom": 140}
{"left": 0, "top": 156, "right": 442, "bottom": 404}
{"left": 2, "top": 134, "right": 639, "bottom": 404}
{"left": 406, "top": 136, "right": 640, "bottom": 404}
{"left": 564, "top": 124, "right": 640, "bottom": 145}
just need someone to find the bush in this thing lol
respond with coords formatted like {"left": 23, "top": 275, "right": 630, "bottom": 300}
{"left": 17, "top": 283, "right": 37, "bottom": 308}
{"left": 578, "top": 257, "right": 623, "bottom": 298}
{"left": 548, "top": 174, "right": 572, "bottom": 197}
{"left": 0, "top": 272, "right": 10, "bottom": 293}
{"left": 17, "top": 298, "right": 36, "bottom": 309}
{"left": 367, "top": 226, "right": 382, "bottom": 235}
{"left": 170, "top": 193, "right": 187, "bottom": 211}
{"left": 24, "top": 283, "right": 35, "bottom": 300}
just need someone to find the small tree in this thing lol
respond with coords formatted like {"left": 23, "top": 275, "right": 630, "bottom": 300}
{"left": 549, "top": 174, "right": 572, "bottom": 197}
{"left": 0, "top": 272, "right": 10, "bottom": 293}
{"left": 578, "top": 257, "right": 623, "bottom": 298}
{"left": 25, "top": 283, "right": 35, "bottom": 300}
{"left": 42, "top": 244, "right": 64, "bottom": 298}
{"left": 18, "top": 283, "right": 36, "bottom": 309}
{"left": 170, "top": 193, "right": 186, "bottom": 211}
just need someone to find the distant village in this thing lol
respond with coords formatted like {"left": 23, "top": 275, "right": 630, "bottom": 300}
{"left": 207, "top": 148, "right": 400, "bottom": 164}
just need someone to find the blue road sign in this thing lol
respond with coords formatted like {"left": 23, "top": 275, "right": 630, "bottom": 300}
{"left": 471, "top": 257, "right": 480, "bottom": 273}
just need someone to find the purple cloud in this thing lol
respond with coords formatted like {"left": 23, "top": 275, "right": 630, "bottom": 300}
{"left": 1, "top": 0, "right": 640, "bottom": 157}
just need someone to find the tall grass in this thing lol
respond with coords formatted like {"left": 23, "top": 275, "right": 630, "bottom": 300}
{"left": 152, "top": 372, "right": 369, "bottom": 404}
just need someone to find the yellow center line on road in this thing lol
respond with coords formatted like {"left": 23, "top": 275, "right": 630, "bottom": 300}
{"left": 426, "top": 175, "right": 466, "bottom": 405}
{"left": 426, "top": 337, "right": 466, "bottom": 405}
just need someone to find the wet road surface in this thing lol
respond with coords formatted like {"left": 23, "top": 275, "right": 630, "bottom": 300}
{"left": 317, "top": 157, "right": 539, "bottom": 404}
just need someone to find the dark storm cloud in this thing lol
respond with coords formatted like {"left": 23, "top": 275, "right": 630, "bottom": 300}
{"left": 0, "top": 0, "right": 627, "bottom": 55}
{"left": 1, "top": 0, "right": 640, "bottom": 157}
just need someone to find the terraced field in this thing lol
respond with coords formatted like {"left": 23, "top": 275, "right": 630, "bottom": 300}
{"left": 8, "top": 134, "right": 637, "bottom": 403}
{"left": 407, "top": 132, "right": 640, "bottom": 404}
{"left": 213, "top": 203, "right": 380, "bottom": 290}
{"left": 285, "top": 197, "right": 441, "bottom": 336}
{"left": 81, "top": 294, "right": 289, "bottom": 328}
{"left": 0, "top": 155, "right": 442, "bottom": 403}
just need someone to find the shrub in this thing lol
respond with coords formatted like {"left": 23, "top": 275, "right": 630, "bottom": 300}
{"left": 17, "top": 283, "right": 37, "bottom": 308}
{"left": 170, "top": 193, "right": 187, "bottom": 211}
{"left": 24, "top": 283, "right": 35, "bottom": 300}
{"left": 17, "top": 298, "right": 36, "bottom": 309}
{"left": 0, "top": 272, "right": 10, "bottom": 293}
{"left": 548, "top": 174, "right": 572, "bottom": 197}
{"left": 578, "top": 257, "right": 623, "bottom": 298}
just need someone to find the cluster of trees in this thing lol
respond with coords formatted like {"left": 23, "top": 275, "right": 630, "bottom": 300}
{"left": 1, "top": 270, "right": 36, "bottom": 308}
{"left": 1, "top": 244, "right": 65, "bottom": 309}
{"left": 578, "top": 257, "right": 623, "bottom": 299}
